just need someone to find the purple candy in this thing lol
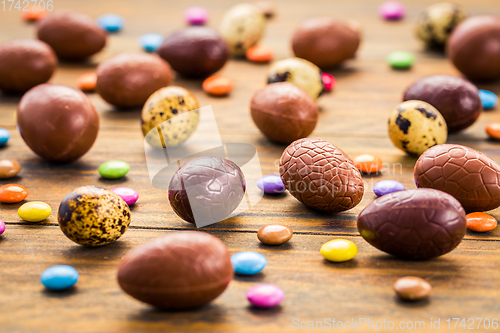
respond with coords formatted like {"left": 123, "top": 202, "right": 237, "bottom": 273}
{"left": 378, "top": 1, "right": 405, "bottom": 20}
{"left": 257, "top": 174, "right": 286, "bottom": 194}
{"left": 0, "top": 219, "right": 5, "bottom": 235}
{"left": 184, "top": 6, "right": 209, "bottom": 25}
{"left": 247, "top": 284, "right": 285, "bottom": 308}
{"left": 373, "top": 180, "right": 405, "bottom": 197}
{"left": 110, "top": 187, "right": 139, "bottom": 206}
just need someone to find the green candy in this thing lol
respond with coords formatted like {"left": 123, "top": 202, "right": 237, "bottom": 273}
{"left": 387, "top": 51, "right": 414, "bottom": 70}
{"left": 98, "top": 160, "right": 130, "bottom": 179}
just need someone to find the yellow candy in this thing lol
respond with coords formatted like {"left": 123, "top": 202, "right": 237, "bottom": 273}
{"left": 320, "top": 239, "right": 358, "bottom": 262}
{"left": 18, "top": 201, "right": 52, "bottom": 222}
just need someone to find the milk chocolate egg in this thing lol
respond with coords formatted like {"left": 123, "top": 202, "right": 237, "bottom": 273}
{"left": 158, "top": 27, "right": 229, "bottom": 78}
{"left": 292, "top": 17, "right": 361, "bottom": 69}
{"left": 251, "top": 82, "right": 318, "bottom": 144}
{"left": 0, "top": 39, "right": 57, "bottom": 93}
{"left": 357, "top": 188, "right": 466, "bottom": 260}
{"left": 37, "top": 10, "right": 107, "bottom": 60}
{"left": 117, "top": 231, "right": 233, "bottom": 310}
{"left": 17, "top": 84, "right": 99, "bottom": 163}
{"left": 279, "top": 138, "right": 364, "bottom": 213}
{"left": 448, "top": 15, "right": 500, "bottom": 81}
{"left": 403, "top": 75, "right": 482, "bottom": 132}
{"left": 415, "top": 144, "right": 500, "bottom": 212}
{"left": 96, "top": 53, "right": 173, "bottom": 108}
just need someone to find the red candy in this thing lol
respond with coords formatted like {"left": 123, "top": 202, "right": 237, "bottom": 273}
{"left": 321, "top": 73, "right": 336, "bottom": 91}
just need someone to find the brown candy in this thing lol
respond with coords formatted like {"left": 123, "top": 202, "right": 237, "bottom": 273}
{"left": 0, "top": 39, "right": 56, "bottom": 93}
{"left": 393, "top": 277, "right": 432, "bottom": 301}
{"left": 17, "top": 84, "right": 99, "bottom": 163}
{"left": 415, "top": 144, "right": 500, "bottom": 212}
{"left": 96, "top": 53, "right": 173, "bottom": 108}
{"left": 257, "top": 224, "right": 293, "bottom": 245}
{"left": 403, "top": 75, "right": 482, "bottom": 132}
{"left": 292, "top": 17, "right": 361, "bottom": 69}
{"left": 158, "top": 27, "right": 230, "bottom": 78}
{"left": 117, "top": 231, "right": 233, "bottom": 310}
{"left": 279, "top": 138, "right": 364, "bottom": 213}
{"left": 0, "top": 160, "right": 21, "bottom": 179}
{"left": 250, "top": 82, "right": 318, "bottom": 144}
{"left": 448, "top": 15, "right": 500, "bottom": 81}
{"left": 37, "top": 10, "right": 106, "bottom": 60}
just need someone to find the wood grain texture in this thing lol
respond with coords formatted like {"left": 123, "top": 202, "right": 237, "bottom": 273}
{"left": 1, "top": 0, "right": 500, "bottom": 332}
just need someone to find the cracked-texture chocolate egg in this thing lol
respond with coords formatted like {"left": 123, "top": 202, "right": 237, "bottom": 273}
{"left": 403, "top": 75, "right": 482, "bottom": 133}
{"left": 96, "top": 52, "right": 173, "bottom": 108}
{"left": 414, "top": 144, "right": 500, "bottom": 212}
{"left": 357, "top": 188, "right": 466, "bottom": 260}
{"left": 117, "top": 231, "right": 233, "bottom": 310}
{"left": 292, "top": 17, "right": 361, "bottom": 69}
{"left": 142, "top": 86, "right": 200, "bottom": 148}
{"left": 158, "top": 27, "right": 229, "bottom": 78}
{"left": 415, "top": 2, "right": 467, "bottom": 50}
{"left": 0, "top": 39, "right": 57, "bottom": 93}
{"left": 17, "top": 84, "right": 99, "bottom": 163}
{"left": 267, "top": 57, "right": 324, "bottom": 99}
{"left": 388, "top": 100, "right": 447, "bottom": 155}
{"left": 37, "top": 10, "right": 107, "bottom": 60}
{"left": 279, "top": 138, "right": 364, "bottom": 213}
{"left": 448, "top": 15, "right": 500, "bottom": 80}
{"left": 168, "top": 157, "right": 246, "bottom": 226}
{"left": 58, "top": 186, "right": 131, "bottom": 247}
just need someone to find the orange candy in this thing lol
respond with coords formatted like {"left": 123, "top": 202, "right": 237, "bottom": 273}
{"left": 246, "top": 45, "right": 274, "bottom": 63}
{"left": 77, "top": 73, "right": 97, "bottom": 92}
{"left": 0, "top": 184, "right": 29, "bottom": 203}
{"left": 202, "top": 75, "right": 234, "bottom": 96}
{"left": 485, "top": 122, "right": 500, "bottom": 140}
{"left": 466, "top": 212, "right": 497, "bottom": 232}
{"left": 353, "top": 154, "right": 383, "bottom": 174}
{"left": 22, "top": 9, "right": 46, "bottom": 22}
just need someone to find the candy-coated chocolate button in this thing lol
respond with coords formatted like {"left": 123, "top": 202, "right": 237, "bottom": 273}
{"left": 110, "top": 187, "right": 139, "bottom": 206}
{"left": 0, "top": 184, "right": 28, "bottom": 203}
{"left": 379, "top": 1, "right": 405, "bottom": 20}
{"left": 0, "top": 219, "right": 5, "bottom": 235}
{"left": 373, "top": 180, "right": 405, "bottom": 197}
{"left": 321, "top": 73, "right": 336, "bottom": 91}
{"left": 138, "top": 33, "right": 164, "bottom": 52}
{"left": 18, "top": 201, "right": 51, "bottom": 222}
{"left": 0, "top": 159, "right": 21, "bottom": 179}
{"left": 479, "top": 89, "right": 498, "bottom": 110}
{"left": 257, "top": 224, "right": 293, "bottom": 245}
{"left": 22, "top": 8, "right": 46, "bottom": 22}
{"left": 202, "top": 75, "right": 234, "bottom": 96}
{"left": 0, "top": 127, "right": 11, "bottom": 146}
{"left": 320, "top": 239, "right": 357, "bottom": 262}
{"left": 485, "top": 122, "right": 500, "bottom": 140}
{"left": 257, "top": 174, "right": 285, "bottom": 194}
{"left": 231, "top": 251, "right": 267, "bottom": 275}
{"left": 353, "top": 154, "right": 383, "bottom": 174}
{"left": 76, "top": 73, "right": 97, "bottom": 92}
{"left": 246, "top": 45, "right": 274, "bottom": 63}
{"left": 393, "top": 276, "right": 431, "bottom": 301}
{"left": 41, "top": 265, "right": 79, "bottom": 290}
{"left": 466, "top": 212, "right": 497, "bottom": 232}
{"left": 387, "top": 51, "right": 414, "bottom": 69}
{"left": 184, "top": 6, "right": 209, "bottom": 25}
{"left": 97, "top": 14, "right": 125, "bottom": 33}
{"left": 98, "top": 160, "right": 130, "bottom": 179}
{"left": 247, "top": 284, "right": 284, "bottom": 308}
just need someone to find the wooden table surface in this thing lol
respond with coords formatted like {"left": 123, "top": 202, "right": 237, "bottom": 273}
{"left": 1, "top": 0, "right": 500, "bottom": 332}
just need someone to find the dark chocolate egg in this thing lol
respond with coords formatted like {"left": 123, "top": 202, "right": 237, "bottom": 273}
{"left": 0, "top": 39, "right": 57, "bottom": 92}
{"left": 117, "top": 231, "right": 233, "bottom": 310}
{"left": 357, "top": 188, "right": 466, "bottom": 260}
{"left": 96, "top": 53, "right": 173, "bottom": 108}
{"left": 37, "top": 10, "right": 107, "bottom": 60}
{"left": 158, "top": 27, "right": 229, "bottom": 78}
{"left": 17, "top": 84, "right": 99, "bottom": 163}
{"left": 403, "top": 75, "right": 482, "bottom": 132}
{"left": 292, "top": 17, "right": 361, "bottom": 69}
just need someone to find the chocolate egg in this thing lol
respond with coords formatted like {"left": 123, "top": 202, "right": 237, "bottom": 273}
{"left": 415, "top": 144, "right": 500, "bottom": 212}
{"left": 37, "top": 10, "right": 107, "bottom": 60}
{"left": 58, "top": 186, "right": 131, "bottom": 247}
{"left": 251, "top": 82, "right": 318, "bottom": 144}
{"left": 96, "top": 53, "right": 173, "bottom": 108}
{"left": 448, "top": 15, "right": 500, "bottom": 81}
{"left": 17, "top": 84, "right": 99, "bottom": 163}
{"left": 403, "top": 75, "right": 482, "bottom": 132}
{"left": 158, "top": 27, "right": 229, "bottom": 78}
{"left": 267, "top": 57, "right": 324, "bottom": 99}
{"left": 279, "top": 138, "right": 364, "bottom": 213}
{"left": 168, "top": 157, "right": 246, "bottom": 226}
{"left": 117, "top": 231, "right": 233, "bottom": 310}
{"left": 292, "top": 17, "right": 361, "bottom": 69}
{"left": 142, "top": 86, "right": 200, "bottom": 148}
{"left": 357, "top": 188, "right": 466, "bottom": 260}
{"left": 0, "top": 39, "right": 57, "bottom": 93}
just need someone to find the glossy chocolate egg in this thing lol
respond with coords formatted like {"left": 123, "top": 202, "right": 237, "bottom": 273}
{"left": 96, "top": 53, "right": 173, "bottom": 108}
{"left": 37, "top": 10, "right": 107, "bottom": 60}
{"left": 414, "top": 144, "right": 500, "bottom": 212}
{"left": 158, "top": 27, "right": 229, "bottom": 78}
{"left": 0, "top": 39, "right": 57, "bottom": 92}
{"left": 17, "top": 84, "right": 99, "bottom": 163}
{"left": 403, "top": 75, "right": 482, "bottom": 132}
{"left": 292, "top": 17, "right": 361, "bottom": 69}
{"left": 279, "top": 138, "right": 364, "bottom": 213}
{"left": 358, "top": 188, "right": 466, "bottom": 260}
{"left": 117, "top": 231, "right": 233, "bottom": 310}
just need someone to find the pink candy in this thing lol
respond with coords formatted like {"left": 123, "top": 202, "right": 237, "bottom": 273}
{"left": 378, "top": 1, "right": 405, "bottom": 20}
{"left": 184, "top": 6, "right": 209, "bottom": 25}
{"left": 246, "top": 284, "right": 285, "bottom": 308}
{"left": 321, "top": 73, "right": 336, "bottom": 92}
{"left": 110, "top": 187, "right": 139, "bottom": 206}
{"left": 0, "top": 219, "right": 5, "bottom": 235}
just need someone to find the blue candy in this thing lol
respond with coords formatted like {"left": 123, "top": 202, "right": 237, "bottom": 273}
{"left": 0, "top": 128, "right": 11, "bottom": 146}
{"left": 373, "top": 180, "right": 405, "bottom": 197}
{"left": 97, "top": 14, "right": 125, "bottom": 33}
{"left": 41, "top": 265, "right": 79, "bottom": 291}
{"left": 231, "top": 251, "right": 267, "bottom": 275}
{"left": 479, "top": 90, "right": 498, "bottom": 110}
{"left": 257, "top": 174, "right": 286, "bottom": 194}
{"left": 138, "top": 33, "right": 164, "bottom": 52}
